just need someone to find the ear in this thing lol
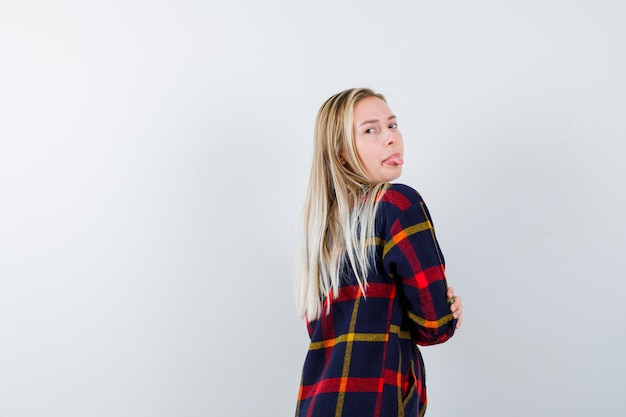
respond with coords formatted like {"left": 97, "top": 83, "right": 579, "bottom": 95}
{"left": 339, "top": 151, "right": 348, "bottom": 165}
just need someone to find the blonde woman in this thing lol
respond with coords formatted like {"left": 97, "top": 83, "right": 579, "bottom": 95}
{"left": 295, "top": 88, "right": 463, "bottom": 417}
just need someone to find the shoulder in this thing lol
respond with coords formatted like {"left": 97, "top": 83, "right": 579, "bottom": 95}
{"left": 379, "top": 183, "right": 424, "bottom": 211}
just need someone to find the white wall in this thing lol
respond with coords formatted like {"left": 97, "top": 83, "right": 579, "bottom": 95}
{"left": 1, "top": 1, "right": 624, "bottom": 416}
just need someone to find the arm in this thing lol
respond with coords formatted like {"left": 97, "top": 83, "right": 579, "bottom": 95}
{"left": 381, "top": 185, "right": 457, "bottom": 345}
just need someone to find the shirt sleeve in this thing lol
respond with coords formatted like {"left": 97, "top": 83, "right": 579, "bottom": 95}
{"left": 380, "top": 184, "right": 457, "bottom": 346}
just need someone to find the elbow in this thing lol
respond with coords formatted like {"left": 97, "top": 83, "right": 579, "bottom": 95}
{"left": 411, "top": 314, "right": 457, "bottom": 346}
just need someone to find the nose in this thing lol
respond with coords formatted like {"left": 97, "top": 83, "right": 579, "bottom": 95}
{"left": 386, "top": 131, "right": 397, "bottom": 145}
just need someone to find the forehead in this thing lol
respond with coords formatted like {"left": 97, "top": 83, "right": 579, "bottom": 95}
{"left": 353, "top": 96, "right": 393, "bottom": 122}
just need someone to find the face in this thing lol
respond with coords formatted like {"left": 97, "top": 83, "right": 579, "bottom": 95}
{"left": 351, "top": 96, "right": 404, "bottom": 184}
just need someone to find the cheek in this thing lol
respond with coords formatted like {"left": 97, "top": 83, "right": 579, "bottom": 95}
{"left": 356, "top": 147, "right": 377, "bottom": 168}
{"left": 354, "top": 142, "right": 366, "bottom": 162}
{"left": 396, "top": 133, "right": 404, "bottom": 149}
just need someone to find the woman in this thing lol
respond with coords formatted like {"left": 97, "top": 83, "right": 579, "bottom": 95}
{"left": 295, "top": 88, "right": 463, "bottom": 417}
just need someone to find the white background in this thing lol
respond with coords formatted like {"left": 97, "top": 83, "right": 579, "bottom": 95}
{"left": 1, "top": 1, "right": 625, "bottom": 416}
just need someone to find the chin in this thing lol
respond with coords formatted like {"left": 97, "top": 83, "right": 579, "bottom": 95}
{"left": 384, "top": 170, "right": 403, "bottom": 183}
{"left": 372, "top": 175, "right": 401, "bottom": 184}
{"left": 369, "top": 168, "right": 403, "bottom": 184}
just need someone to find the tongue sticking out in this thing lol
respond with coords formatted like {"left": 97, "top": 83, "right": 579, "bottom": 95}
{"left": 384, "top": 155, "right": 404, "bottom": 166}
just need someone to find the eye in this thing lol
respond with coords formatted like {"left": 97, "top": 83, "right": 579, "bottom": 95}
{"left": 389, "top": 123, "right": 398, "bottom": 129}
{"left": 364, "top": 127, "right": 376, "bottom": 134}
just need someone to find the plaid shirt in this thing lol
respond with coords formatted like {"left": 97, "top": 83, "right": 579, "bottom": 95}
{"left": 296, "top": 184, "right": 457, "bottom": 417}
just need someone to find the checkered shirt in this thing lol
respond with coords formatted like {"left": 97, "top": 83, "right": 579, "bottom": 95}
{"left": 296, "top": 184, "right": 457, "bottom": 417}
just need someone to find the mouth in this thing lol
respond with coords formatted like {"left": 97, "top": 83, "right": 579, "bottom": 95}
{"left": 383, "top": 153, "right": 404, "bottom": 166}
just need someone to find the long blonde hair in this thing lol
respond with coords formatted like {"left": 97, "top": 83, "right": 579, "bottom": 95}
{"left": 295, "top": 88, "right": 389, "bottom": 320}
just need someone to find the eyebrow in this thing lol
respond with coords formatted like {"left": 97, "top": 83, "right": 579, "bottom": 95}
{"left": 357, "top": 115, "right": 397, "bottom": 128}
